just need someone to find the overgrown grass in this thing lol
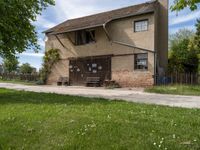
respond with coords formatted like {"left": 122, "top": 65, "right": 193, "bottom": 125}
{"left": 145, "top": 84, "right": 200, "bottom": 96}
{"left": 0, "top": 79, "right": 37, "bottom": 85}
{"left": 0, "top": 88, "right": 200, "bottom": 149}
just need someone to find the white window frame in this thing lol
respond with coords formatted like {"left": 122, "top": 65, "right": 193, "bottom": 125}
{"left": 134, "top": 19, "right": 148, "bottom": 32}
{"left": 134, "top": 53, "right": 148, "bottom": 70}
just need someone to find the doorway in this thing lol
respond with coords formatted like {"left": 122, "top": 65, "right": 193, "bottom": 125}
{"left": 69, "top": 56, "right": 111, "bottom": 86}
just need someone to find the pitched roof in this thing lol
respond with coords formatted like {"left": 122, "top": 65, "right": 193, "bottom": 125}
{"left": 44, "top": 0, "right": 158, "bottom": 34}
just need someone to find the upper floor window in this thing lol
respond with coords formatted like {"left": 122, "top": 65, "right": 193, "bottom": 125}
{"left": 134, "top": 53, "right": 148, "bottom": 70}
{"left": 75, "top": 30, "right": 95, "bottom": 45}
{"left": 134, "top": 20, "right": 148, "bottom": 32}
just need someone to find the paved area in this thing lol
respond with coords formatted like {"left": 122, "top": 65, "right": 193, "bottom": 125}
{"left": 1, "top": 83, "right": 200, "bottom": 109}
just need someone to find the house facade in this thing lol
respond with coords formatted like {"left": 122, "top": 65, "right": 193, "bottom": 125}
{"left": 44, "top": 0, "right": 168, "bottom": 87}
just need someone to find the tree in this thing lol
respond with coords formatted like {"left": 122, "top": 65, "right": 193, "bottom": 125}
{"left": 171, "top": 0, "right": 200, "bottom": 11}
{"left": 169, "top": 29, "right": 194, "bottom": 49}
{"left": 19, "top": 63, "right": 34, "bottom": 74}
{"left": 0, "top": 0, "right": 55, "bottom": 59}
{"left": 189, "top": 19, "right": 200, "bottom": 72}
{"left": 168, "top": 29, "right": 199, "bottom": 73}
{"left": 3, "top": 57, "right": 19, "bottom": 73}
{"left": 194, "top": 19, "right": 200, "bottom": 50}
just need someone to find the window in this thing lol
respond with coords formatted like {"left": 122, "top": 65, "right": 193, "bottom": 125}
{"left": 75, "top": 30, "right": 95, "bottom": 45}
{"left": 134, "top": 53, "right": 148, "bottom": 70}
{"left": 134, "top": 20, "right": 148, "bottom": 32}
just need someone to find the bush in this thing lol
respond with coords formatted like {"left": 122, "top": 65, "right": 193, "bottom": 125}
{"left": 36, "top": 80, "right": 45, "bottom": 85}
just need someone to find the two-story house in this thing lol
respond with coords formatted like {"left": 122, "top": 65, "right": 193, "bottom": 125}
{"left": 44, "top": 0, "right": 168, "bottom": 87}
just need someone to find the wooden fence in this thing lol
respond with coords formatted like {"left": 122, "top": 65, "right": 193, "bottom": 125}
{"left": 156, "top": 73, "right": 200, "bottom": 85}
{"left": 0, "top": 73, "right": 39, "bottom": 81}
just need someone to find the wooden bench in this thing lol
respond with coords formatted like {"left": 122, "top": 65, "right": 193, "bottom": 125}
{"left": 86, "top": 77, "right": 101, "bottom": 87}
{"left": 57, "top": 77, "right": 69, "bottom": 86}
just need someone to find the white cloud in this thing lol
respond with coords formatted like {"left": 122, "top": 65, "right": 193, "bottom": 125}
{"left": 20, "top": 52, "right": 44, "bottom": 57}
{"left": 169, "top": 25, "right": 196, "bottom": 34}
{"left": 170, "top": 9, "right": 200, "bottom": 26}
{"left": 53, "top": 0, "right": 105, "bottom": 21}
{"left": 38, "top": 37, "right": 45, "bottom": 48}
{"left": 33, "top": 15, "right": 57, "bottom": 29}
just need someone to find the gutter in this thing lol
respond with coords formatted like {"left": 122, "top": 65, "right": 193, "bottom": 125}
{"left": 54, "top": 35, "right": 77, "bottom": 56}
{"left": 55, "top": 35, "right": 67, "bottom": 49}
{"left": 112, "top": 41, "right": 155, "bottom": 53}
{"left": 102, "top": 14, "right": 155, "bottom": 54}
{"left": 103, "top": 23, "right": 111, "bottom": 41}
{"left": 102, "top": 13, "right": 157, "bottom": 84}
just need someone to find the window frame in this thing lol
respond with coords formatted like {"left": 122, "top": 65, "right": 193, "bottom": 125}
{"left": 75, "top": 29, "right": 96, "bottom": 46}
{"left": 85, "top": 30, "right": 96, "bottom": 44}
{"left": 134, "top": 53, "right": 148, "bottom": 71}
{"left": 133, "top": 19, "right": 149, "bottom": 32}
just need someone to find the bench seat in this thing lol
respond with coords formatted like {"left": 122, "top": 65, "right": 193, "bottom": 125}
{"left": 86, "top": 77, "right": 101, "bottom": 87}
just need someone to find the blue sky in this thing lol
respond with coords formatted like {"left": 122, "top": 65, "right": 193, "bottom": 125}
{"left": 4, "top": 0, "right": 200, "bottom": 70}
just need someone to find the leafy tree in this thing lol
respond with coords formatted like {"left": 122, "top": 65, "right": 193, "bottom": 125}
{"left": 190, "top": 19, "right": 200, "bottom": 72}
{"left": 19, "top": 63, "right": 35, "bottom": 74}
{"left": 168, "top": 29, "right": 199, "bottom": 73}
{"left": 194, "top": 19, "right": 200, "bottom": 50}
{"left": 171, "top": 0, "right": 200, "bottom": 11}
{"left": 0, "top": 0, "right": 55, "bottom": 59}
{"left": 169, "top": 29, "right": 194, "bottom": 49}
{"left": 3, "top": 57, "right": 19, "bottom": 73}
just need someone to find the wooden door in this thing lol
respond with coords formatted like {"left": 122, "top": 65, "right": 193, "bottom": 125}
{"left": 69, "top": 56, "right": 111, "bottom": 86}
{"left": 69, "top": 60, "right": 85, "bottom": 85}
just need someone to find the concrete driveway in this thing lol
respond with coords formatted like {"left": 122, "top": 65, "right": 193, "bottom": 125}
{"left": 1, "top": 83, "right": 200, "bottom": 109}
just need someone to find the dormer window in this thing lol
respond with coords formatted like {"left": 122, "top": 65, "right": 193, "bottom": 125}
{"left": 134, "top": 20, "right": 148, "bottom": 32}
{"left": 75, "top": 30, "right": 95, "bottom": 45}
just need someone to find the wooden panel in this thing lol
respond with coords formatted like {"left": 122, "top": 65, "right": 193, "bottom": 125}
{"left": 69, "top": 56, "right": 111, "bottom": 86}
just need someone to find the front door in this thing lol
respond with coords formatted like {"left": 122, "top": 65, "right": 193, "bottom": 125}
{"left": 69, "top": 56, "right": 111, "bottom": 86}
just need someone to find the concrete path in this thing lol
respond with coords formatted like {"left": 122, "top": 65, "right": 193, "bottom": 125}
{"left": 1, "top": 83, "right": 200, "bottom": 109}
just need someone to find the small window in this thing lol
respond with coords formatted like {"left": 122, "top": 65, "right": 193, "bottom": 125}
{"left": 134, "top": 53, "right": 148, "bottom": 70}
{"left": 134, "top": 20, "right": 148, "bottom": 32}
{"left": 75, "top": 30, "right": 95, "bottom": 45}
{"left": 86, "top": 30, "right": 95, "bottom": 43}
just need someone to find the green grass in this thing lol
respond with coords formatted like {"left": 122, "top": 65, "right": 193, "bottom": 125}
{"left": 0, "top": 79, "right": 37, "bottom": 85}
{"left": 145, "top": 85, "right": 200, "bottom": 96}
{"left": 0, "top": 88, "right": 200, "bottom": 150}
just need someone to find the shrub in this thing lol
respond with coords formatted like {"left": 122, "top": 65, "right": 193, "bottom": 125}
{"left": 39, "top": 49, "right": 60, "bottom": 84}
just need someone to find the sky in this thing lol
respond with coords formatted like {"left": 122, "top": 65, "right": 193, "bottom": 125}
{"left": 3, "top": 0, "right": 200, "bottom": 70}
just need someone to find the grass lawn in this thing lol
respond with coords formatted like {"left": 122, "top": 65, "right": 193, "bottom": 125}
{"left": 145, "top": 85, "right": 200, "bottom": 96}
{"left": 0, "top": 88, "right": 200, "bottom": 150}
{"left": 0, "top": 79, "right": 37, "bottom": 85}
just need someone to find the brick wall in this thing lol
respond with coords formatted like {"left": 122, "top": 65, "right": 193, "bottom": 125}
{"left": 112, "top": 70, "right": 154, "bottom": 87}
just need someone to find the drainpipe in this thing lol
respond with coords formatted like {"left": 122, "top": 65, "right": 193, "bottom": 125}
{"left": 102, "top": 21, "right": 156, "bottom": 54}
{"left": 111, "top": 40, "right": 155, "bottom": 53}
{"left": 55, "top": 35, "right": 67, "bottom": 49}
{"left": 154, "top": 52, "right": 157, "bottom": 85}
{"left": 54, "top": 34, "right": 77, "bottom": 56}
{"left": 102, "top": 19, "right": 157, "bottom": 85}
{"left": 103, "top": 22, "right": 111, "bottom": 41}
